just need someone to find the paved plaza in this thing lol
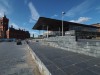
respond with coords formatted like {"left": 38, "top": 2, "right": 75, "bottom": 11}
{"left": 0, "top": 42, "right": 36, "bottom": 75}
{"left": 29, "top": 41, "right": 100, "bottom": 75}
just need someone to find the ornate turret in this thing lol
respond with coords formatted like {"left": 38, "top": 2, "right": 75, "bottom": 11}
{"left": 4, "top": 13, "right": 6, "bottom": 18}
{"left": 0, "top": 13, "right": 9, "bottom": 38}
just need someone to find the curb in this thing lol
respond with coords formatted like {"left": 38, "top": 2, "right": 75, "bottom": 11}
{"left": 27, "top": 43, "right": 51, "bottom": 75}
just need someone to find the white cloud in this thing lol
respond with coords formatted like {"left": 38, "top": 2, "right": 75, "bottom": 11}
{"left": 96, "top": 6, "right": 100, "bottom": 10}
{"left": 0, "top": 0, "right": 10, "bottom": 8}
{"left": 96, "top": 6, "right": 100, "bottom": 13}
{"left": 24, "top": 0, "right": 28, "bottom": 4}
{"left": 10, "top": 23, "right": 27, "bottom": 30}
{"left": 10, "top": 23, "right": 19, "bottom": 29}
{"left": 51, "top": 14, "right": 58, "bottom": 18}
{"left": 29, "top": 18, "right": 36, "bottom": 23}
{"left": 0, "top": 5, "right": 7, "bottom": 17}
{"left": 0, "top": 9, "right": 7, "bottom": 17}
{"left": 0, "top": 0, "right": 11, "bottom": 17}
{"left": 28, "top": 2, "right": 40, "bottom": 23}
{"left": 70, "top": 17, "right": 91, "bottom": 23}
{"left": 65, "top": 0, "right": 94, "bottom": 17}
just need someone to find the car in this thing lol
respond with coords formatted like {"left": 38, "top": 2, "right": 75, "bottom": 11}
{"left": 36, "top": 40, "right": 39, "bottom": 42}
{"left": 16, "top": 40, "right": 22, "bottom": 45}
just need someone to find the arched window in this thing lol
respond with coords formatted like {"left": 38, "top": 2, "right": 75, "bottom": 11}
{"left": 1, "top": 22, "right": 3, "bottom": 24}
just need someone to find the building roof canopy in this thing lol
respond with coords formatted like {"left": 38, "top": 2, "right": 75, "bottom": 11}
{"left": 33, "top": 17, "right": 98, "bottom": 31}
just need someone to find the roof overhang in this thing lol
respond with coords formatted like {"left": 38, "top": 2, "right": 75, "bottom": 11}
{"left": 33, "top": 17, "right": 99, "bottom": 31}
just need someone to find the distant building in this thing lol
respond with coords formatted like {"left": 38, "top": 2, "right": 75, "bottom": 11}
{"left": 38, "top": 35, "right": 43, "bottom": 38}
{"left": 0, "top": 15, "right": 30, "bottom": 39}
{"left": 92, "top": 23, "right": 100, "bottom": 32}
{"left": 33, "top": 34, "right": 34, "bottom": 38}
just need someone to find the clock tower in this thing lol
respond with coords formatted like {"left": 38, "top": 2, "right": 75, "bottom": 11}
{"left": 0, "top": 14, "right": 9, "bottom": 38}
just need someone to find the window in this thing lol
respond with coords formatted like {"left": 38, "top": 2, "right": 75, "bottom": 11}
{"left": 5, "top": 23, "right": 6, "bottom": 24}
{"left": 1, "top": 22, "right": 3, "bottom": 24}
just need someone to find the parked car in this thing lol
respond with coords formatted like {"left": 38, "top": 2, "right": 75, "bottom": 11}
{"left": 36, "top": 40, "right": 39, "bottom": 42}
{"left": 16, "top": 39, "right": 22, "bottom": 45}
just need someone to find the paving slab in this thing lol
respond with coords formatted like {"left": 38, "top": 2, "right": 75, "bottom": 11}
{"left": 0, "top": 42, "right": 36, "bottom": 75}
{"left": 29, "top": 42, "right": 100, "bottom": 75}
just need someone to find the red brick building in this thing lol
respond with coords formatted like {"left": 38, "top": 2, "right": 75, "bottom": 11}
{"left": 0, "top": 15, "right": 30, "bottom": 39}
{"left": 0, "top": 15, "right": 9, "bottom": 38}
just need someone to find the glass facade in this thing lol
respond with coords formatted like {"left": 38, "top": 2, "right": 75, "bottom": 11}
{"left": 68, "top": 25, "right": 98, "bottom": 32}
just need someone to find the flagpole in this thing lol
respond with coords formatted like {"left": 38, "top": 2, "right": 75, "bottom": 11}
{"left": 47, "top": 25, "right": 48, "bottom": 38}
{"left": 62, "top": 12, "right": 65, "bottom": 36}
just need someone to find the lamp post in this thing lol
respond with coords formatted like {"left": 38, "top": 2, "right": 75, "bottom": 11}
{"left": 47, "top": 25, "right": 48, "bottom": 38}
{"left": 59, "top": 27, "right": 60, "bottom": 36}
{"left": 42, "top": 25, "right": 45, "bottom": 38}
{"left": 62, "top": 12, "right": 65, "bottom": 36}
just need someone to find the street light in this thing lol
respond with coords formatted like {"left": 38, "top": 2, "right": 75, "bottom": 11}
{"left": 59, "top": 27, "right": 60, "bottom": 36}
{"left": 62, "top": 12, "right": 66, "bottom": 36}
{"left": 47, "top": 25, "right": 48, "bottom": 38}
{"left": 42, "top": 25, "right": 44, "bottom": 38}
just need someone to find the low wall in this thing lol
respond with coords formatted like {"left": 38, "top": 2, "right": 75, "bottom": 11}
{"left": 27, "top": 44, "right": 51, "bottom": 75}
{"left": 42, "top": 36, "right": 100, "bottom": 57}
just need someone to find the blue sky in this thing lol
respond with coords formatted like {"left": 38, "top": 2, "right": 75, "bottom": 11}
{"left": 0, "top": 0, "right": 100, "bottom": 37}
